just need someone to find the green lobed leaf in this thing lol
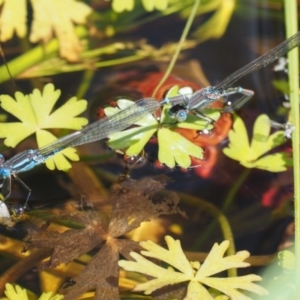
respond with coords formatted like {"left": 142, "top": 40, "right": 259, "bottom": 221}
{"left": 223, "top": 114, "right": 290, "bottom": 172}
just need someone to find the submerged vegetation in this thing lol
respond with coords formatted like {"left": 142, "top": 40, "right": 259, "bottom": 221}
{"left": 0, "top": 0, "right": 298, "bottom": 299}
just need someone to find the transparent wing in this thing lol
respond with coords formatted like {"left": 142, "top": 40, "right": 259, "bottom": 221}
{"left": 215, "top": 31, "right": 300, "bottom": 89}
{"left": 37, "top": 98, "right": 160, "bottom": 159}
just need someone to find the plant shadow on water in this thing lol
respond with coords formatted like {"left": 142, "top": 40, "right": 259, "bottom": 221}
{"left": 0, "top": 1, "right": 296, "bottom": 299}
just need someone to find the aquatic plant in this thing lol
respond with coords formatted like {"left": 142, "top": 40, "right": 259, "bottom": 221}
{"left": 0, "top": 0, "right": 298, "bottom": 299}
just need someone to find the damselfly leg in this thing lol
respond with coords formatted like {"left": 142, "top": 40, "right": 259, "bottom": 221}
{"left": 269, "top": 120, "right": 295, "bottom": 139}
{"left": 222, "top": 87, "right": 254, "bottom": 112}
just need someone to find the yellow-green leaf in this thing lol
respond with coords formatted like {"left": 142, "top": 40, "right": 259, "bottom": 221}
{"left": 112, "top": 0, "right": 134, "bottom": 12}
{"left": 119, "top": 236, "right": 268, "bottom": 299}
{"left": 30, "top": 0, "right": 92, "bottom": 61}
{"left": 158, "top": 128, "right": 203, "bottom": 168}
{"left": 278, "top": 250, "right": 295, "bottom": 271}
{"left": 0, "top": 83, "right": 88, "bottom": 170}
{"left": 105, "top": 99, "right": 159, "bottom": 155}
{"left": 142, "top": 0, "right": 168, "bottom": 11}
{"left": 36, "top": 130, "right": 79, "bottom": 171}
{"left": 0, "top": 0, "right": 27, "bottom": 41}
{"left": 223, "top": 114, "right": 289, "bottom": 172}
{"left": 4, "top": 283, "right": 28, "bottom": 300}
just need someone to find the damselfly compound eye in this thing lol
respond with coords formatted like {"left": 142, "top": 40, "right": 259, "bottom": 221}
{"left": 175, "top": 109, "right": 187, "bottom": 122}
{"left": 0, "top": 168, "right": 10, "bottom": 179}
{"left": 169, "top": 104, "right": 187, "bottom": 121}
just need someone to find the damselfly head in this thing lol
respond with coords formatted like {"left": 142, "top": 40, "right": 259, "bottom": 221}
{"left": 168, "top": 104, "right": 188, "bottom": 122}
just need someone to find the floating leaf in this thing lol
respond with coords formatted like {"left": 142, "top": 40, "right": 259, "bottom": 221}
{"left": 25, "top": 177, "right": 184, "bottom": 299}
{"left": 30, "top": 0, "right": 92, "bottom": 61}
{"left": 0, "top": 0, "right": 27, "bottom": 41}
{"left": 0, "top": 83, "right": 88, "bottom": 170}
{"left": 105, "top": 99, "right": 159, "bottom": 155}
{"left": 0, "top": 0, "right": 92, "bottom": 61}
{"left": 4, "top": 283, "right": 64, "bottom": 300}
{"left": 223, "top": 114, "right": 289, "bottom": 172}
{"left": 112, "top": 0, "right": 134, "bottom": 12}
{"left": 4, "top": 284, "right": 28, "bottom": 300}
{"left": 142, "top": 0, "right": 168, "bottom": 11}
{"left": 111, "top": 0, "right": 168, "bottom": 12}
{"left": 119, "top": 236, "right": 268, "bottom": 300}
{"left": 181, "top": 0, "right": 235, "bottom": 44}
{"left": 158, "top": 127, "right": 203, "bottom": 168}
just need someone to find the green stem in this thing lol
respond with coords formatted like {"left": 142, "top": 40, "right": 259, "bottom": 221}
{"left": 222, "top": 168, "right": 251, "bottom": 211}
{"left": 178, "top": 192, "right": 237, "bottom": 277}
{"left": 75, "top": 69, "right": 95, "bottom": 100}
{"left": 151, "top": 0, "right": 201, "bottom": 97}
{"left": 18, "top": 37, "right": 44, "bottom": 90}
{"left": 95, "top": 54, "right": 146, "bottom": 68}
{"left": 0, "top": 26, "right": 88, "bottom": 83}
{"left": 284, "top": 0, "right": 300, "bottom": 287}
{"left": 17, "top": 53, "right": 147, "bottom": 78}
